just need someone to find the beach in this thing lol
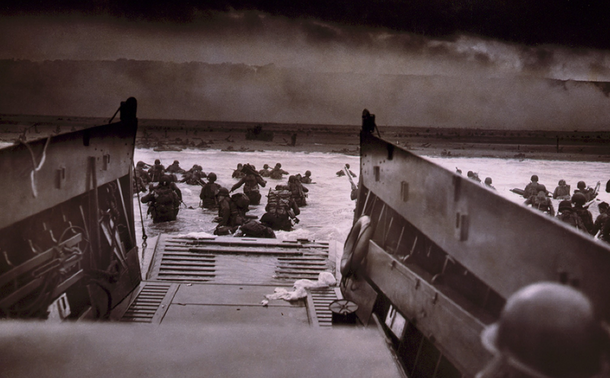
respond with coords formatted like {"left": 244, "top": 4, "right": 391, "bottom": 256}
{"left": 2, "top": 113, "right": 610, "bottom": 162}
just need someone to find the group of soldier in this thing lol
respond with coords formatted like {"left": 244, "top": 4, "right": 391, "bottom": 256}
{"left": 134, "top": 158, "right": 314, "bottom": 238}
{"left": 520, "top": 174, "right": 610, "bottom": 241}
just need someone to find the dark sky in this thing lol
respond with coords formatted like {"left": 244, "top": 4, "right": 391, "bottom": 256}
{"left": 2, "top": 1, "right": 610, "bottom": 129}
{"left": 3, "top": 0, "right": 610, "bottom": 50}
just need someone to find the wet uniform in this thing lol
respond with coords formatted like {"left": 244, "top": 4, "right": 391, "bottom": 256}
{"left": 231, "top": 173, "right": 266, "bottom": 205}
{"left": 141, "top": 182, "right": 181, "bottom": 223}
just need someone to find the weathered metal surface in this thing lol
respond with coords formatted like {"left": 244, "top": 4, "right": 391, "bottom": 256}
{"left": 0, "top": 120, "right": 137, "bottom": 230}
{"left": 117, "top": 282, "right": 176, "bottom": 323}
{"left": 147, "top": 235, "right": 330, "bottom": 284}
{"left": 306, "top": 287, "right": 342, "bottom": 328}
{"left": 364, "top": 241, "right": 491, "bottom": 376}
{"left": 359, "top": 132, "right": 610, "bottom": 320}
{"left": 0, "top": 322, "right": 405, "bottom": 378}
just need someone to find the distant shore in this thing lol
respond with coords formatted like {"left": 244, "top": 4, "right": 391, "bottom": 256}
{"left": 1, "top": 114, "right": 609, "bottom": 162}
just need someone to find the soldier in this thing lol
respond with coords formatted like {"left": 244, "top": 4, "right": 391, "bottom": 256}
{"left": 231, "top": 164, "right": 267, "bottom": 205}
{"left": 574, "top": 181, "right": 598, "bottom": 202}
{"left": 269, "top": 163, "right": 289, "bottom": 180}
{"left": 287, "top": 175, "right": 308, "bottom": 207}
{"left": 467, "top": 171, "right": 481, "bottom": 183}
{"left": 148, "top": 159, "right": 165, "bottom": 182}
{"left": 300, "top": 170, "right": 312, "bottom": 184}
{"left": 261, "top": 186, "right": 300, "bottom": 231}
{"left": 556, "top": 200, "right": 587, "bottom": 231}
{"left": 592, "top": 202, "right": 610, "bottom": 241}
{"left": 214, "top": 188, "right": 250, "bottom": 235}
{"left": 259, "top": 164, "right": 272, "bottom": 177}
{"left": 337, "top": 164, "right": 357, "bottom": 178}
{"left": 232, "top": 163, "right": 246, "bottom": 179}
{"left": 181, "top": 164, "right": 206, "bottom": 186}
{"left": 199, "top": 172, "right": 220, "bottom": 209}
{"left": 133, "top": 161, "right": 151, "bottom": 193}
{"left": 572, "top": 192, "right": 595, "bottom": 235}
{"left": 553, "top": 179, "right": 571, "bottom": 200}
{"left": 141, "top": 176, "right": 181, "bottom": 223}
{"left": 484, "top": 177, "right": 496, "bottom": 190}
{"left": 523, "top": 175, "right": 544, "bottom": 198}
{"left": 524, "top": 190, "right": 555, "bottom": 216}
{"left": 477, "top": 282, "right": 608, "bottom": 378}
{"left": 166, "top": 160, "right": 185, "bottom": 174}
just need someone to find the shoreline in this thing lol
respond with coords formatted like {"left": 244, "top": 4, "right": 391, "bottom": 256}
{"left": 1, "top": 114, "right": 609, "bottom": 162}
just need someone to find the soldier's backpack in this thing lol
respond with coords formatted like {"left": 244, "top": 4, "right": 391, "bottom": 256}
{"left": 240, "top": 220, "right": 276, "bottom": 238}
{"left": 154, "top": 188, "right": 177, "bottom": 219}
{"left": 266, "top": 189, "right": 292, "bottom": 216}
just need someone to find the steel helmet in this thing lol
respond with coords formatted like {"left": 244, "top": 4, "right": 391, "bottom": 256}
{"left": 571, "top": 192, "right": 587, "bottom": 206}
{"left": 216, "top": 187, "right": 229, "bottom": 197}
{"left": 481, "top": 282, "right": 605, "bottom": 378}
{"left": 305, "top": 170, "right": 311, "bottom": 176}
{"left": 263, "top": 164, "right": 269, "bottom": 169}
{"left": 207, "top": 172, "right": 217, "bottom": 181}
{"left": 531, "top": 175, "right": 539, "bottom": 182}
{"left": 577, "top": 181, "right": 586, "bottom": 190}
{"left": 558, "top": 200, "right": 572, "bottom": 212}
{"left": 159, "top": 176, "right": 171, "bottom": 185}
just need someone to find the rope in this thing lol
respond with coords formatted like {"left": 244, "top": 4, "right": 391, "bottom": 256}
{"left": 20, "top": 136, "right": 51, "bottom": 198}
{"left": 134, "top": 164, "right": 148, "bottom": 261}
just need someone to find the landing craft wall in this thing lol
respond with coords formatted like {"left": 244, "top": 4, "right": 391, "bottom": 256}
{"left": 0, "top": 99, "right": 140, "bottom": 319}
{"left": 342, "top": 130, "right": 610, "bottom": 377}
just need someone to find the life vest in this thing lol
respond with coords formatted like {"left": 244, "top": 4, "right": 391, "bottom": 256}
{"left": 340, "top": 216, "right": 374, "bottom": 277}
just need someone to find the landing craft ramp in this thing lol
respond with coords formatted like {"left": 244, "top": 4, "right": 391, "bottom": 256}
{"left": 112, "top": 235, "right": 344, "bottom": 328}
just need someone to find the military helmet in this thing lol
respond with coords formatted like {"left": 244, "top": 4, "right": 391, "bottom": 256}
{"left": 216, "top": 187, "right": 229, "bottom": 197}
{"left": 155, "top": 159, "right": 161, "bottom": 165}
{"left": 173, "top": 160, "right": 179, "bottom": 164}
{"left": 558, "top": 200, "right": 572, "bottom": 212}
{"left": 577, "top": 181, "right": 586, "bottom": 190}
{"left": 136, "top": 161, "right": 145, "bottom": 167}
{"left": 481, "top": 282, "right": 605, "bottom": 378}
{"left": 207, "top": 172, "right": 217, "bottom": 181}
{"left": 263, "top": 164, "right": 269, "bottom": 169}
{"left": 571, "top": 192, "right": 587, "bottom": 206}
{"left": 159, "top": 176, "right": 171, "bottom": 185}
{"left": 531, "top": 175, "right": 539, "bottom": 182}
{"left": 485, "top": 177, "right": 492, "bottom": 185}
{"left": 275, "top": 163, "right": 281, "bottom": 168}
{"left": 559, "top": 179, "right": 566, "bottom": 185}
{"left": 305, "top": 170, "right": 311, "bottom": 176}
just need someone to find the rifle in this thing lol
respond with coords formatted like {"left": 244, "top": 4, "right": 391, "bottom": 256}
{"left": 344, "top": 166, "right": 357, "bottom": 192}
{"left": 344, "top": 166, "right": 359, "bottom": 200}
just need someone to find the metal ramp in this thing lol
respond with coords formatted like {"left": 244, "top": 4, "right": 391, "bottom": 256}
{"left": 147, "top": 235, "right": 331, "bottom": 284}
{"left": 307, "top": 287, "right": 343, "bottom": 328}
{"left": 119, "top": 282, "right": 176, "bottom": 323}
{"left": 118, "top": 235, "right": 340, "bottom": 326}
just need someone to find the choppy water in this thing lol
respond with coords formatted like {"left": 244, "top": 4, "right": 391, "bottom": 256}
{"left": 133, "top": 148, "right": 610, "bottom": 254}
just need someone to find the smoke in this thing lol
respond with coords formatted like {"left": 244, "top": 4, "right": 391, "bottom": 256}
{"left": 1, "top": 11, "right": 610, "bottom": 130}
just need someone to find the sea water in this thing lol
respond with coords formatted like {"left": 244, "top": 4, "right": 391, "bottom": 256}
{"left": 133, "top": 148, "right": 610, "bottom": 256}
